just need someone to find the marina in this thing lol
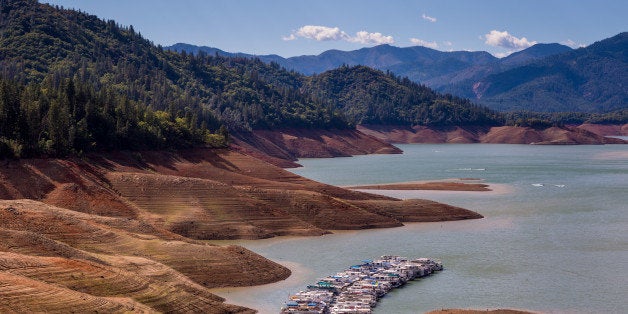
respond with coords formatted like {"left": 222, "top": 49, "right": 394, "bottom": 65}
{"left": 280, "top": 256, "right": 442, "bottom": 314}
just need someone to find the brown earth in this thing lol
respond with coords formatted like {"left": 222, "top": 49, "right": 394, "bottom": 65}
{"left": 576, "top": 123, "right": 628, "bottom": 136}
{"left": 348, "top": 199, "right": 483, "bottom": 222}
{"left": 426, "top": 309, "right": 539, "bottom": 314}
{"left": 7, "top": 122, "right": 608, "bottom": 312}
{"left": 358, "top": 124, "right": 628, "bottom": 145}
{"left": 349, "top": 181, "right": 491, "bottom": 191}
{"left": 0, "top": 200, "right": 272, "bottom": 313}
{"left": 0, "top": 146, "right": 481, "bottom": 312}
{"left": 231, "top": 128, "right": 402, "bottom": 167}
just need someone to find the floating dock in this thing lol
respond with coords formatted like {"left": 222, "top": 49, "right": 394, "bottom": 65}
{"left": 280, "top": 255, "right": 442, "bottom": 314}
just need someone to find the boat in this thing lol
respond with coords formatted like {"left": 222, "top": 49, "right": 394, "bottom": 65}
{"left": 280, "top": 255, "right": 443, "bottom": 314}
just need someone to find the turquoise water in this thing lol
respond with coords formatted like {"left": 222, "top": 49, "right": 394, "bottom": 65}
{"left": 212, "top": 144, "right": 628, "bottom": 314}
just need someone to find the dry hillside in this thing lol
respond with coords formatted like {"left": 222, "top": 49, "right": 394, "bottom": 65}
{"left": 231, "top": 128, "right": 402, "bottom": 167}
{"left": 0, "top": 147, "right": 481, "bottom": 312}
{"left": 358, "top": 124, "right": 627, "bottom": 145}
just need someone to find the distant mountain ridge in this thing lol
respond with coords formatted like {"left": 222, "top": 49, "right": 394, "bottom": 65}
{"left": 0, "top": 0, "right": 506, "bottom": 158}
{"left": 167, "top": 43, "right": 286, "bottom": 63}
{"left": 167, "top": 43, "right": 572, "bottom": 90}
{"left": 444, "top": 32, "right": 628, "bottom": 112}
{"left": 499, "top": 43, "right": 574, "bottom": 67}
{"left": 168, "top": 35, "right": 627, "bottom": 113}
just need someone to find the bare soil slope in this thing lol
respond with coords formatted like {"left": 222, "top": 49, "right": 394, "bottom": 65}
{"left": 576, "top": 123, "right": 628, "bottom": 136}
{"left": 358, "top": 124, "right": 627, "bottom": 145}
{"left": 0, "top": 147, "right": 481, "bottom": 312}
{"left": 0, "top": 200, "right": 273, "bottom": 313}
{"left": 349, "top": 181, "right": 491, "bottom": 191}
{"left": 231, "top": 128, "right": 402, "bottom": 167}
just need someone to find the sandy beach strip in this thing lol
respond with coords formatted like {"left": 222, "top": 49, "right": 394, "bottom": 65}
{"left": 346, "top": 179, "right": 492, "bottom": 191}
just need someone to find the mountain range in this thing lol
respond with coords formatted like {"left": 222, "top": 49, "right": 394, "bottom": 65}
{"left": 168, "top": 32, "right": 627, "bottom": 113}
{"left": 447, "top": 32, "right": 627, "bottom": 112}
{"left": 0, "top": 0, "right": 498, "bottom": 158}
{"left": 167, "top": 42, "right": 569, "bottom": 89}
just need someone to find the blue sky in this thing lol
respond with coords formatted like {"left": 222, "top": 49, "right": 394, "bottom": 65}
{"left": 42, "top": 0, "right": 626, "bottom": 58}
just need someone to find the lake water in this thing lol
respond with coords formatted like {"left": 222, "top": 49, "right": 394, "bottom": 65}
{"left": 211, "top": 144, "right": 628, "bottom": 314}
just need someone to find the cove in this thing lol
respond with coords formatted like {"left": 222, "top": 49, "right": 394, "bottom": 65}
{"left": 212, "top": 144, "right": 628, "bottom": 314}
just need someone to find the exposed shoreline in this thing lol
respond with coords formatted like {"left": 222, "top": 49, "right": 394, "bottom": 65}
{"left": 352, "top": 182, "right": 515, "bottom": 200}
{"left": 229, "top": 124, "right": 627, "bottom": 169}
{"left": 346, "top": 179, "right": 492, "bottom": 191}
{"left": 357, "top": 124, "right": 628, "bottom": 145}
{"left": 210, "top": 260, "right": 313, "bottom": 312}
{"left": 5, "top": 124, "right": 616, "bottom": 312}
{"left": 0, "top": 147, "right": 483, "bottom": 313}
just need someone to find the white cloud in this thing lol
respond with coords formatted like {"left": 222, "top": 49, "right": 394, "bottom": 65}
{"left": 421, "top": 13, "right": 437, "bottom": 23}
{"left": 350, "top": 31, "right": 394, "bottom": 44}
{"left": 561, "top": 39, "right": 585, "bottom": 48}
{"left": 443, "top": 41, "right": 453, "bottom": 46}
{"left": 284, "top": 25, "right": 394, "bottom": 45}
{"left": 282, "top": 34, "right": 296, "bottom": 41}
{"left": 494, "top": 51, "right": 513, "bottom": 58}
{"left": 410, "top": 38, "right": 438, "bottom": 49}
{"left": 295, "top": 25, "right": 349, "bottom": 41}
{"left": 484, "top": 30, "right": 536, "bottom": 50}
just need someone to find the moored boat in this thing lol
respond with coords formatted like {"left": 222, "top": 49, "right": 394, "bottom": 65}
{"left": 280, "top": 255, "right": 443, "bottom": 314}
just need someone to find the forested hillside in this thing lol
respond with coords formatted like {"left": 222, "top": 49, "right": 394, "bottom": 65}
{"left": 1, "top": 1, "right": 623, "bottom": 159}
{"left": 169, "top": 42, "right": 573, "bottom": 94}
{"left": 305, "top": 66, "right": 502, "bottom": 126}
{"left": 0, "top": 0, "right": 512, "bottom": 158}
{"left": 450, "top": 32, "right": 628, "bottom": 112}
{"left": 0, "top": 0, "right": 348, "bottom": 158}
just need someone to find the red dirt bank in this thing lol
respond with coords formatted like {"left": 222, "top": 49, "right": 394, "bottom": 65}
{"left": 4, "top": 123, "right": 616, "bottom": 312}
{"left": 349, "top": 181, "right": 491, "bottom": 191}
{"left": 358, "top": 124, "right": 627, "bottom": 145}
{"left": 231, "top": 128, "right": 402, "bottom": 167}
{"left": 576, "top": 123, "right": 628, "bottom": 136}
{"left": 0, "top": 145, "right": 480, "bottom": 313}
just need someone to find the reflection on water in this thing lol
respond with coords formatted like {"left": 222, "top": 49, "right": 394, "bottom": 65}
{"left": 593, "top": 150, "right": 628, "bottom": 160}
{"left": 211, "top": 261, "right": 313, "bottom": 311}
{"left": 212, "top": 144, "right": 628, "bottom": 314}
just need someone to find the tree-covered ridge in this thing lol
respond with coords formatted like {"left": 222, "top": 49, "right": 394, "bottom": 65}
{"left": 0, "top": 1, "right": 502, "bottom": 141}
{"left": 2, "top": 1, "right": 622, "bottom": 159}
{"left": 0, "top": 0, "right": 351, "bottom": 157}
{"left": 305, "top": 65, "right": 503, "bottom": 126}
{"left": 0, "top": 0, "right": 349, "bottom": 128}
{"left": 503, "top": 109, "right": 628, "bottom": 128}
{"left": 0, "top": 76, "right": 229, "bottom": 158}
{"left": 460, "top": 32, "right": 628, "bottom": 112}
